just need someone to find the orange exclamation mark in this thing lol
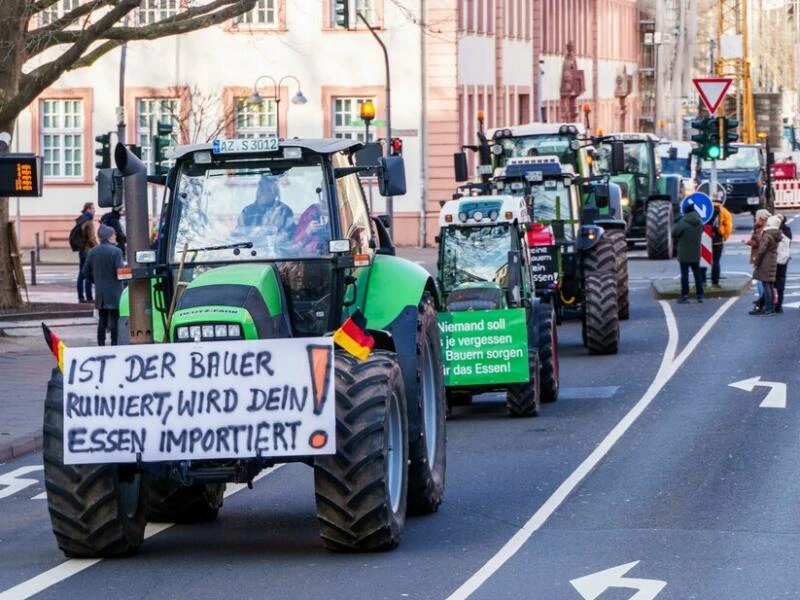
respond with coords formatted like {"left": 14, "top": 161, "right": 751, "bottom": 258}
{"left": 307, "top": 344, "right": 332, "bottom": 416}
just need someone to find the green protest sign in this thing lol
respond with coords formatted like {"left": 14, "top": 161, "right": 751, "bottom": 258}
{"left": 437, "top": 308, "right": 529, "bottom": 386}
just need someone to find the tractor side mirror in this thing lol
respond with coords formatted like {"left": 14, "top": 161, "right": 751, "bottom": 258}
{"left": 356, "top": 141, "right": 383, "bottom": 169}
{"left": 377, "top": 156, "right": 407, "bottom": 196}
{"left": 96, "top": 168, "right": 123, "bottom": 208}
{"left": 454, "top": 152, "right": 469, "bottom": 182}
{"left": 611, "top": 141, "right": 625, "bottom": 173}
{"left": 506, "top": 250, "right": 522, "bottom": 307}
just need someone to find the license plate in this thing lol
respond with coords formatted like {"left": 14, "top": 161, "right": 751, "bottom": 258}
{"left": 212, "top": 137, "right": 279, "bottom": 154}
{"left": 747, "top": 197, "right": 759, "bottom": 205}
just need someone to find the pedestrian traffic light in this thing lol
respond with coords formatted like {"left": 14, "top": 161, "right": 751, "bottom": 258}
{"left": 95, "top": 133, "right": 111, "bottom": 169}
{"left": 389, "top": 137, "right": 403, "bottom": 157}
{"left": 690, "top": 117, "right": 721, "bottom": 161}
{"left": 721, "top": 116, "right": 739, "bottom": 159}
{"left": 334, "top": 0, "right": 349, "bottom": 28}
{"left": 152, "top": 122, "right": 173, "bottom": 175}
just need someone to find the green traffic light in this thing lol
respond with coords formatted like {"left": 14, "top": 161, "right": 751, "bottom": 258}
{"left": 707, "top": 145, "right": 721, "bottom": 160}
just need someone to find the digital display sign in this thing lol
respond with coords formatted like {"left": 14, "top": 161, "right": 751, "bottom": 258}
{"left": 0, "top": 154, "right": 43, "bottom": 197}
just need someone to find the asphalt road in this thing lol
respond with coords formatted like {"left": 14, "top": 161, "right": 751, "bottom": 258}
{"left": 1, "top": 212, "right": 798, "bottom": 600}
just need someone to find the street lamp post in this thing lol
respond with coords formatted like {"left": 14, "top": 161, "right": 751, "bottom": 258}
{"left": 249, "top": 75, "right": 308, "bottom": 137}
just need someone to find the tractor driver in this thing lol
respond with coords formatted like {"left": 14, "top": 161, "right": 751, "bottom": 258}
{"left": 237, "top": 175, "right": 295, "bottom": 237}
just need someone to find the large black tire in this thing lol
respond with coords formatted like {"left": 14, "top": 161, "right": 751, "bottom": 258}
{"left": 537, "top": 305, "right": 559, "bottom": 403}
{"left": 582, "top": 234, "right": 616, "bottom": 273}
{"left": 506, "top": 348, "right": 541, "bottom": 417}
{"left": 604, "top": 230, "right": 629, "bottom": 320}
{"left": 407, "top": 294, "right": 446, "bottom": 515}
{"left": 584, "top": 272, "right": 619, "bottom": 355}
{"left": 646, "top": 200, "right": 674, "bottom": 260}
{"left": 43, "top": 368, "right": 146, "bottom": 558}
{"left": 314, "top": 350, "right": 409, "bottom": 552}
{"left": 143, "top": 475, "right": 225, "bottom": 523}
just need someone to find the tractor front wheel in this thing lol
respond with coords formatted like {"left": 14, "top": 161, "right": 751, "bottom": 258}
{"left": 584, "top": 272, "right": 619, "bottom": 355}
{"left": 507, "top": 349, "right": 541, "bottom": 417}
{"left": 537, "top": 305, "right": 559, "bottom": 403}
{"left": 314, "top": 350, "right": 409, "bottom": 552}
{"left": 43, "top": 368, "right": 146, "bottom": 558}
{"left": 646, "top": 200, "right": 674, "bottom": 260}
{"left": 604, "top": 229, "right": 630, "bottom": 320}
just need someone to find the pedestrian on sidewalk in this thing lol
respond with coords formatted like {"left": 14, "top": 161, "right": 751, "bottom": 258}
{"left": 74, "top": 202, "right": 97, "bottom": 304}
{"left": 100, "top": 206, "right": 127, "bottom": 256}
{"left": 709, "top": 194, "right": 732, "bottom": 288}
{"left": 775, "top": 213, "right": 792, "bottom": 313}
{"left": 750, "top": 215, "right": 782, "bottom": 316}
{"left": 672, "top": 199, "right": 704, "bottom": 303}
{"left": 745, "top": 208, "right": 771, "bottom": 312}
{"left": 81, "top": 225, "right": 124, "bottom": 345}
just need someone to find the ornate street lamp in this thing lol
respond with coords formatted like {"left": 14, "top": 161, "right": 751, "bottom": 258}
{"left": 248, "top": 75, "right": 308, "bottom": 137}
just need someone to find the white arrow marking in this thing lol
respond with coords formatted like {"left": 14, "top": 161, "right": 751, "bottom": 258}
{"left": 0, "top": 466, "right": 44, "bottom": 499}
{"left": 729, "top": 376, "right": 787, "bottom": 409}
{"left": 570, "top": 561, "right": 666, "bottom": 600}
{"left": 694, "top": 203, "right": 708, "bottom": 221}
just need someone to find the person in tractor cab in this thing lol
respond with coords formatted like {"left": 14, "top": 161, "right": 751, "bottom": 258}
{"left": 238, "top": 174, "right": 295, "bottom": 235}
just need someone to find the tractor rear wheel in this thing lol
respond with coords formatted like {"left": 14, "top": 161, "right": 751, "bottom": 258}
{"left": 407, "top": 294, "right": 446, "bottom": 515}
{"left": 604, "top": 230, "right": 630, "bottom": 320}
{"left": 507, "top": 348, "right": 541, "bottom": 417}
{"left": 314, "top": 350, "right": 408, "bottom": 552}
{"left": 43, "top": 368, "right": 146, "bottom": 558}
{"left": 584, "top": 272, "right": 619, "bottom": 355}
{"left": 537, "top": 305, "right": 559, "bottom": 403}
{"left": 143, "top": 475, "right": 225, "bottom": 523}
{"left": 646, "top": 200, "right": 674, "bottom": 260}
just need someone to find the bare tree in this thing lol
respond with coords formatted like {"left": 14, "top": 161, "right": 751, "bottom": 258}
{"left": 0, "top": 0, "right": 257, "bottom": 309}
{"left": 166, "top": 85, "right": 239, "bottom": 144}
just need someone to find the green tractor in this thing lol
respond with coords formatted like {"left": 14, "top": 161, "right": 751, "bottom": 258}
{"left": 435, "top": 194, "right": 557, "bottom": 414}
{"left": 592, "top": 132, "right": 683, "bottom": 259}
{"left": 42, "top": 138, "right": 447, "bottom": 556}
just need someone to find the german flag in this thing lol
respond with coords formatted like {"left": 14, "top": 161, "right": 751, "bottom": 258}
{"left": 333, "top": 310, "right": 374, "bottom": 361}
{"left": 42, "top": 323, "right": 66, "bottom": 372}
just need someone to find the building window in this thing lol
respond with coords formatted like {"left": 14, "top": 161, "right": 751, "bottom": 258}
{"left": 138, "top": 0, "right": 179, "bottom": 26}
{"left": 136, "top": 98, "right": 179, "bottom": 164}
{"left": 330, "top": 0, "right": 378, "bottom": 27}
{"left": 41, "top": 99, "right": 83, "bottom": 179}
{"left": 41, "top": 0, "right": 79, "bottom": 26}
{"left": 234, "top": 0, "right": 278, "bottom": 27}
{"left": 332, "top": 97, "right": 376, "bottom": 142}
{"left": 234, "top": 98, "right": 278, "bottom": 138}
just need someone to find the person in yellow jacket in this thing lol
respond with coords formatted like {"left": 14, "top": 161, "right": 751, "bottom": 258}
{"left": 709, "top": 194, "right": 733, "bottom": 288}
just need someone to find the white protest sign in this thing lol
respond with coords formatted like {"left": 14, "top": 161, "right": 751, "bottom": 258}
{"left": 62, "top": 338, "right": 335, "bottom": 465}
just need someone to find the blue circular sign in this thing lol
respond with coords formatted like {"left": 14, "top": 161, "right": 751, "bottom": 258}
{"left": 680, "top": 191, "right": 714, "bottom": 224}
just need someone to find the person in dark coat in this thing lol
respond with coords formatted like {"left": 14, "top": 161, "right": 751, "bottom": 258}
{"left": 75, "top": 202, "right": 97, "bottom": 303}
{"left": 81, "top": 225, "right": 124, "bottom": 345}
{"left": 100, "top": 206, "right": 127, "bottom": 256}
{"left": 750, "top": 215, "right": 782, "bottom": 316}
{"left": 774, "top": 213, "right": 792, "bottom": 313}
{"left": 671, "top": 200, "right": 704, "bottom": 303}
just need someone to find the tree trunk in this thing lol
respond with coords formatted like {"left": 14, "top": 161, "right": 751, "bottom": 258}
{"left": 0, "top": 197, "right": 22, "bottom": 309}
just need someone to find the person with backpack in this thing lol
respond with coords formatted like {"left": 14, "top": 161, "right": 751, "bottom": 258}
{"left": 71, "top": 202, "right": 97, "bottom": 303}
{"left": 775, "top": 213, "right": 792, "bottom": 313}
{"left": 100, "top": 206, "right": 127, "bottom": 256}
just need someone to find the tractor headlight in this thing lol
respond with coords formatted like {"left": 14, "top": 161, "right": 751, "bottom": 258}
{"left": 202, "top": 325, "right": 215, "bottom": 338}
{"left": 621, "top": 196, "right": 630, "bottom": 207}
{"left": 176, "top": 326, "right": 190, "bottom": 340}
{"left": 227, "top": 324, "right": 241, "bottom": 338}
{"left": 473, "top": 211, "right": 483, "bottom": 221}
{"left": 491, "top": 143, "right": 504, "bottom": 156}
{"left": 215, "top": 324, "right": 228, "bottom": 337}
{"left": 189, "top": 325, "right": 202, "bottom": 341}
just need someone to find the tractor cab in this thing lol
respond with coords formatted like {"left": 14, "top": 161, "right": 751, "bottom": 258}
{"left": 488, "top": 123, "right": 595, "bottom": 178}
{"left": 594, "top": 132, "right": 661, "bottom": 208}
{"left": 437, "top": 195, "right": 531, "bottom": 311}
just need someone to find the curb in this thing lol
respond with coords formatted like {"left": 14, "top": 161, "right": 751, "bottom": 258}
{"left": 651, "top": 274, "right": 752, "bottom": 300}
{"left": 0, "top": 433, "right": 42, "bottom": 463}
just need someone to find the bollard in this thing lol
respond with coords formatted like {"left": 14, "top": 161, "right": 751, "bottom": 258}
{"left": 34, "top": 232, "right": 40, "bottom": 264}
{"left": 30, "top": 250, "right": 37, "bottom": 286}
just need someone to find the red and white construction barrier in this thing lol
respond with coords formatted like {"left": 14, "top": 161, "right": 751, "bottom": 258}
{"left": 773, "top": 179, "right": 800, "bottom": 209}
{"left": 701, "top": 226, "right": 713, "bottom": 268}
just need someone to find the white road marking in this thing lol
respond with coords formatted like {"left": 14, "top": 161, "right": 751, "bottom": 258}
{"left": 0, "top": 465, "right": 283, "bottom": 600}
{"left": 729, "top": 377, "right": 788, "bottom": 409}
{"left": 445, "top": 297, "right": 737, "bottom": 600}
{"left": 0, "top": 466, "right": 44, "bottom": 499}
{"left": 570, "top": 560, "right": 666, "bottom": 600}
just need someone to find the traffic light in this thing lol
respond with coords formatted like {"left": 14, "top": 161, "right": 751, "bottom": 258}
{"left": 721, "top": 116, "right": 739, "bottom": 159}
{"left": 334, "top": 0, "right": 349, "bottom": 28}
{"left": 690, "top": 117, "right": 721, "bottom": 161}
{"left": 95, "top": 133, "right": 111, "bottom": 169}
{"left": 389, "top": 137, "right": 403, "bottom": 157}
{"left": 152, "top": 122, "right": 173, "bottom": 175}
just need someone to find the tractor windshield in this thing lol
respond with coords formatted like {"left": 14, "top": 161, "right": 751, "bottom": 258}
{"left": 440, "top": 225, "right": 513, "bottom": 292}
{"left": 529, "top": 181, "right": 575, "bottom": 239}
{"left": 171, "top": 157, "right": 331, "bottom": 264}
{"left": 495, "top": 134, "right": 577, "bottom": 169}
{"left": 596, "top": 141, "right": 652, "bottom": 176}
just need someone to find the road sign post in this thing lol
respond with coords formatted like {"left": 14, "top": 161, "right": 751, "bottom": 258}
{"left": 693, "top": 78, "right": 732, "bottom": 210}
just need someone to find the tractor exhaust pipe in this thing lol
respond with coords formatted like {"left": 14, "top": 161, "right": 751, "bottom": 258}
{"left": 114, "top": 142, "right": 153, "bottom": 344}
